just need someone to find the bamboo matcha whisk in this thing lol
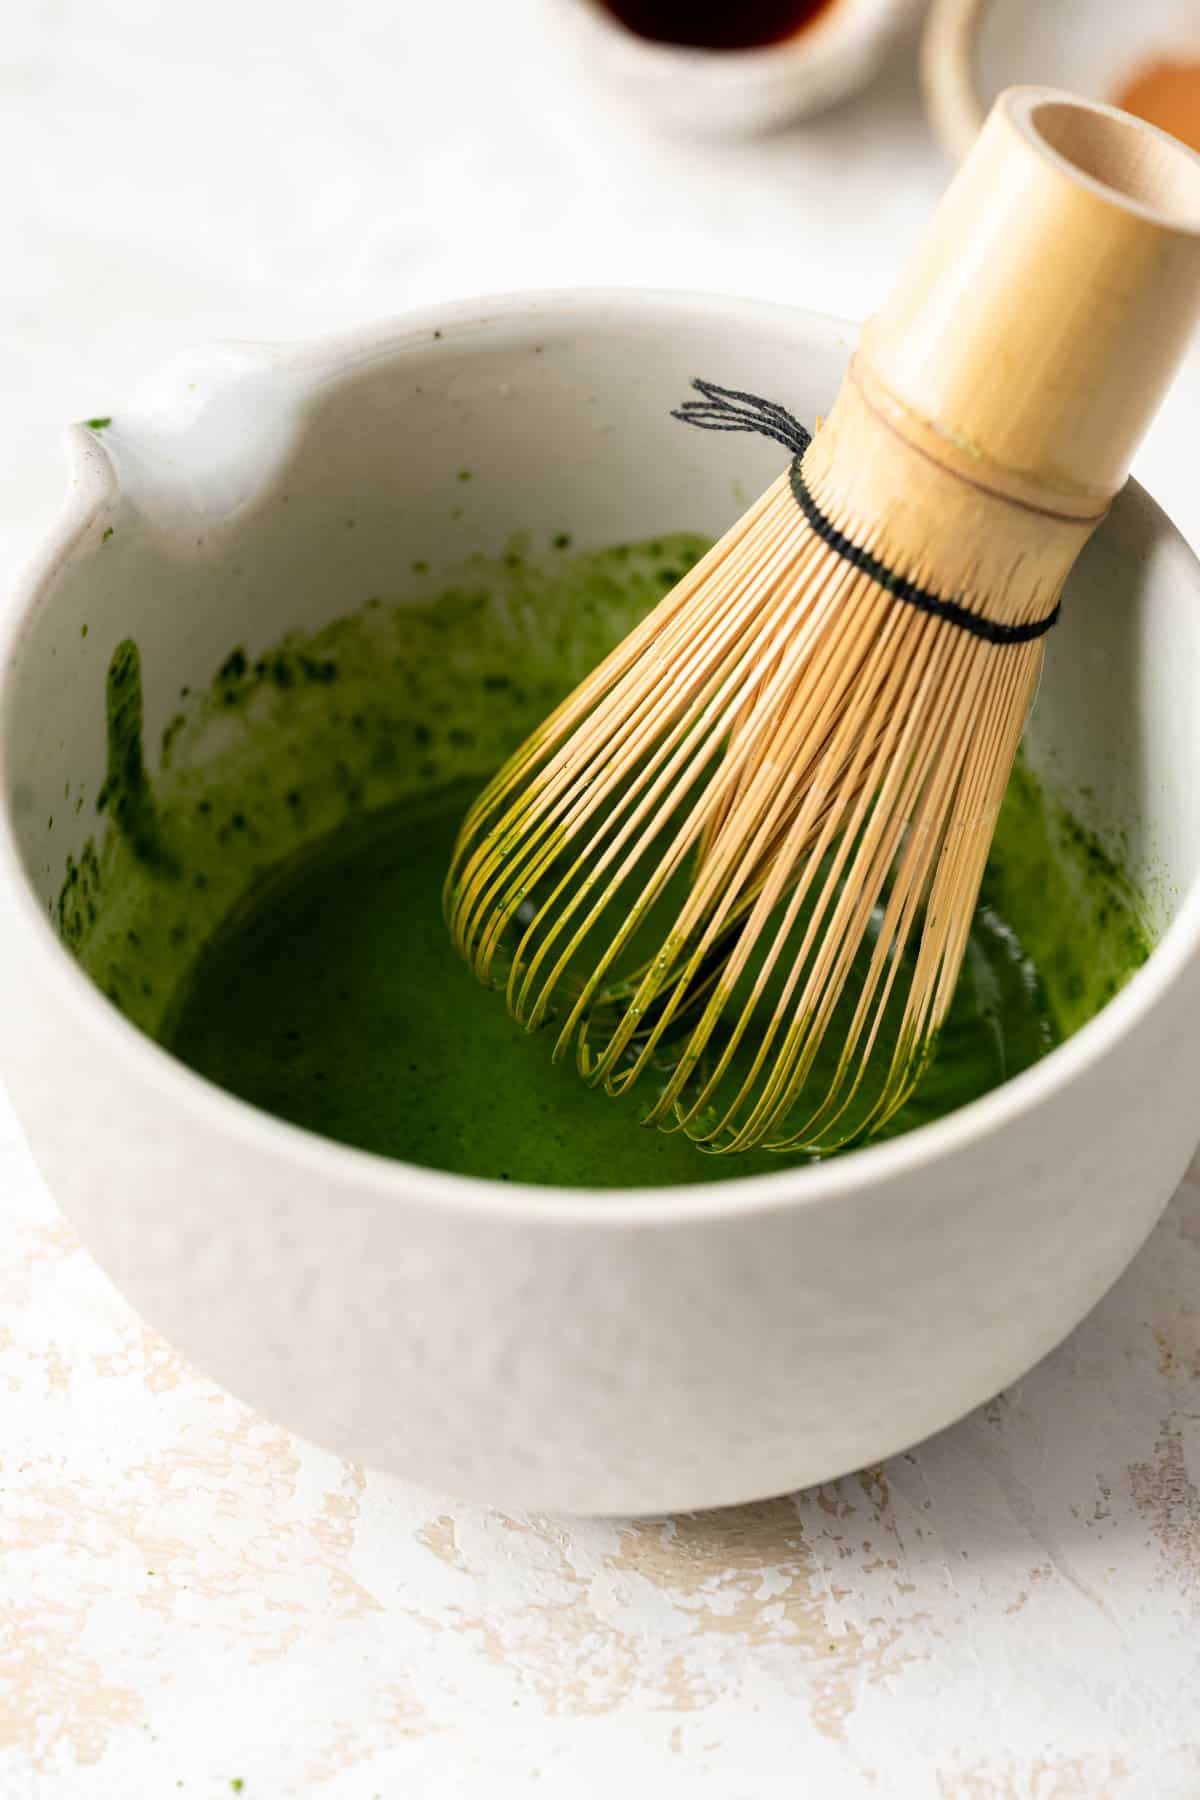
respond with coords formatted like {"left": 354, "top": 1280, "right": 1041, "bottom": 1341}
{"left": 446, "top": 88, "right": 1200, "bottom": 1155}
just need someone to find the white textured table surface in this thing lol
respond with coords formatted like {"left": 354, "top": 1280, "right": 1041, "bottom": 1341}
{"left": 3, "top": 4, "right": 1200, "bottom": 1795}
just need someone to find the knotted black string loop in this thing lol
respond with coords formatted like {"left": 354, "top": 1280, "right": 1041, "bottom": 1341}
{"left": 671, "top": 379, "right": 1060, "bottom": 646}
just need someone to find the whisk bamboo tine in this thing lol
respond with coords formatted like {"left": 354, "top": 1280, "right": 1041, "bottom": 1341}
{"left": 447, "top": 88, "right": 1200, "bottom": 1155}
{"left": 664, "top": 582, "right": 949, "bottom": 1120}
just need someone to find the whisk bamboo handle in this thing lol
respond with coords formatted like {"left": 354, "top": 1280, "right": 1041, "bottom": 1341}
{"left": 858, "top": 87, "right": 1200, "bottom": 511}
{"left": 447, "top": 85, "right": 1200, "bottom": 1156}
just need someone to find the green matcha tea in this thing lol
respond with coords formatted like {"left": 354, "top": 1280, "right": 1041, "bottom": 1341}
{"left": 58, "top": 532, "right": 1150, "bottom": 1187}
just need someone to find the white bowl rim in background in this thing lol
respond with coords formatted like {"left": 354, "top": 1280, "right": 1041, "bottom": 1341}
{"left": 553, "top": 0, "right": 921, "bottom": 135}
{"left": 921, "top": 0, "right": 1200, "bottom": 161}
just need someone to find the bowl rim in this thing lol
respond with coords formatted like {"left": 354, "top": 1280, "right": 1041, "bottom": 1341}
{"left": 3, "top": 283, "right": 1199, "bottom": 1230}
{"left": 920, "top": 0, "right": 988, "bottom": 161}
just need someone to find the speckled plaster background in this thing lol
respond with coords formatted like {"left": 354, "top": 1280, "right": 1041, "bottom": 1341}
{"left": 3, "top": 1, "right": 1200, "bottom": 1793}
{"left": 4, "top": 1080, "right": 1200, "bottom": 1796}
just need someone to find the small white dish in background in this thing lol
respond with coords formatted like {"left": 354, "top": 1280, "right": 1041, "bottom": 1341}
{"left": 922, "top": 0, "right": 1200, "bottom": 160}
{"left": 554, "top": 0, "right": 920, "bottom": 137}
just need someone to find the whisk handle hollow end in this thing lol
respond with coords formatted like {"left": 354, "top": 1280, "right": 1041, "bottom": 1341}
{"left": 860, "top": 86, "right": 1200, "bottom": 509}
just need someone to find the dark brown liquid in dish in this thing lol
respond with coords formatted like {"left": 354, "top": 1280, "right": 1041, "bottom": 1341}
{"left": 600, "top": 0, "right": 838, "bottom": 52}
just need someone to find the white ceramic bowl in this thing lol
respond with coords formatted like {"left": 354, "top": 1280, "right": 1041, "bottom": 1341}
{"left": 922, "top": 0, "right": 1200, "bottom": 160}
{"left": 3, "top": 291, "right": 1200, "bottom": 1516}
{"left": 554, "top": 0, "right": 919, "bottom": 136}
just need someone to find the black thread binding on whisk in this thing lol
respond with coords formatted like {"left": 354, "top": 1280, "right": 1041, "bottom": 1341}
{"left": 671, "top": 379, "right": 1060, "bottom": 647}
{"left": 672, "top": 379, "right": 815, "bottom": 459}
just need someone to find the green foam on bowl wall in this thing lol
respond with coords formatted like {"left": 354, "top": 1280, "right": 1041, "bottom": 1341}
{"left": 55, "top": 532, "right": 1150, "bottom": 1187}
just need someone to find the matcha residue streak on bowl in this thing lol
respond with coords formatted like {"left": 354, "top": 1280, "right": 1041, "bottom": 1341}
{"left": 57, "top": 533, "right": 1151, "bottom": 1187}
{"left": 60, "top": 535, "right": 698, "bottom": 1036}
{"left": 96, "top": 641, "right": 177, "bottom": 875}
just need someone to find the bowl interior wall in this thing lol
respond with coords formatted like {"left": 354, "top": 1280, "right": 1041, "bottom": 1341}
{"left": 5, "top": 302, "right": 1199, "bottom": 939}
